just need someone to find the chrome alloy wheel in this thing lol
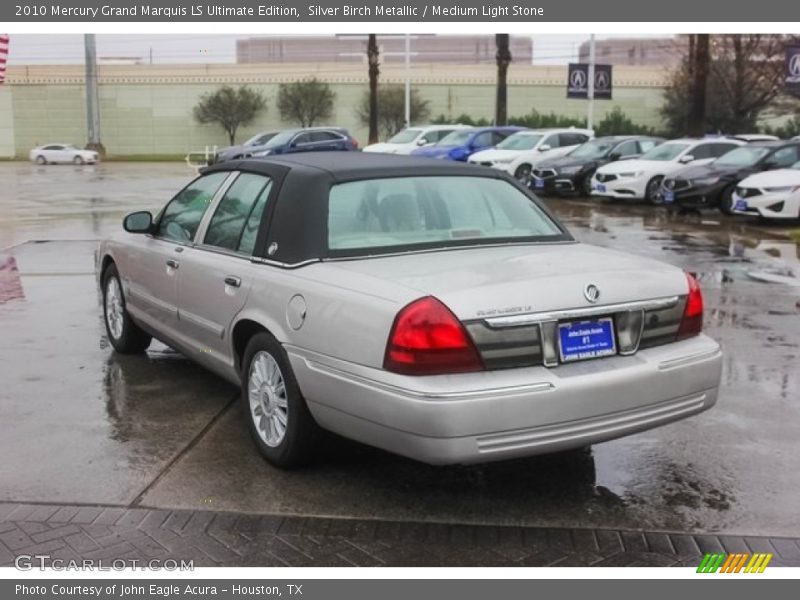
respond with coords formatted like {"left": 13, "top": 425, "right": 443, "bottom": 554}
{"left": 105, "top": 276, "right": 124, "bottom": 340}
{"left": 248, "top": 351, "right": 288, "bottom": 447}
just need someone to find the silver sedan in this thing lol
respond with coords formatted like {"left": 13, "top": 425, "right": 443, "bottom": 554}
{"left": 96, "top": 153, "right": 722, "bottom": 468}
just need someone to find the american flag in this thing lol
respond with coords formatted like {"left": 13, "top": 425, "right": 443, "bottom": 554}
{"left": 0, "top": 34, "right": 8, "bottom": 84}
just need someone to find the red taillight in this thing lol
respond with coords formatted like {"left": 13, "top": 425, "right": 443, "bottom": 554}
{"left": 677, "top": 272, "right": 704, "bottom": 339}
{"left": 384, "top": 296, "right": 484, "bottom": 375}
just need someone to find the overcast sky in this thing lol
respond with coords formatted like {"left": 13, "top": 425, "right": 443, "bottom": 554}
{"left": 6, "top": 34, "right": 671, "bottom": 66}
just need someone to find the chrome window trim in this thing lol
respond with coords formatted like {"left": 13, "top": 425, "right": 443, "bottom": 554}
{"left": 484, "top": 296, "right": 680, "bottom": 329}
{"left": 193, "top": 171, "right": 242, "bottom": 244}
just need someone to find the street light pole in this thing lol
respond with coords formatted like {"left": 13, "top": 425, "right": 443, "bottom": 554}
{"left": 404, "top": 33, "right": 411, "bottom": 128}
{"left": 84, "top": 34, "right": 104, "bottom": 155}
{"left": 587, "top": 33, "right": 595, "bottom": 131}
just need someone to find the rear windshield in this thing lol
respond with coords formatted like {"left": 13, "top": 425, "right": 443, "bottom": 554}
{"left": 327, "top": 176, "right": 566, "bottom": 254}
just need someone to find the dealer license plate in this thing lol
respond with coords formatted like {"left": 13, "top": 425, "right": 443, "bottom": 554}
{"left": 532, "top": 176, "right": 545, "bottom": 189}
{"left": 558, "top": 317, "right": 617, "bottom": 363}
{"left": 734, "top": 198, "right": 748, "bottom": 212}
{"left": 663, "top": 190, "right": 675, "bottom": 204}
{"left": 594, "top": 183, "right": 606, "bottom": 193}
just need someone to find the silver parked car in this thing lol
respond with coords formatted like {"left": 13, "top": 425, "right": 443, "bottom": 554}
{"left": 97, "top": 153, "right": 722, "bottom": 468}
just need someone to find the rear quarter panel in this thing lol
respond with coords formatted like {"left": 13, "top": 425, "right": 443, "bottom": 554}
{"left": 237, "top": 262, "right": 422, "bottom": 370}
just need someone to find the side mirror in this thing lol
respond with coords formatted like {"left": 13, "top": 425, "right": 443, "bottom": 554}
{"left": 538, "top": 144, "right": 552, "bottom": 152}
{"left": 608, "top": 152, "right": 622, "bottom": 161}
{"left": 123, "top": 211, "right": 153, "bottom": 234}
{"left": 679, "top": 154, "right": 695, "bottom": 164}
{"left": 416, "top": 138, "right": 428, "bottom": 146}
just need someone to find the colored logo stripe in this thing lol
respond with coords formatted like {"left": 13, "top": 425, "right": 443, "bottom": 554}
{"left": 697, "top": 553, "right": 773, "bottom": 573}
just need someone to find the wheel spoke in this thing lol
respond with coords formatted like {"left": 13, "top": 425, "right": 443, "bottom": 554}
{"left": 247, "top": 350, "right": 289, "bottom": 448}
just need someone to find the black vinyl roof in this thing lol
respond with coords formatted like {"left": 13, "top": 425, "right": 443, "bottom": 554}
{"left": 201, "top": 151, "right": 571, "bottom": 265}
{"left": 203, "top": 151, "right": 507, "bottom": 183}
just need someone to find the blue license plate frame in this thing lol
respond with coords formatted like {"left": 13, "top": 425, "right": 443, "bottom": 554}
{"left": 558, "top": 317, "right": 617, "bottom": 363}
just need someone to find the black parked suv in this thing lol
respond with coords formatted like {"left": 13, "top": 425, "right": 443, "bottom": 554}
{"left": 662, "top": 140, "right": 800, "bottom": 214}
{"left": 530, "top": 136, "right": 664, "bottom": 197}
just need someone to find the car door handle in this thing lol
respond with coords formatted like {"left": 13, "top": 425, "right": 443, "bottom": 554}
{"left": 224, "top": 276, "right": 241, "bottom": 288}
{"left": 166, "top": 259, "right": 179, "bottom": 269}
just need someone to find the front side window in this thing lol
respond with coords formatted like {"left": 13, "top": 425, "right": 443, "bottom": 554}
{"left": 438, "top": 130, "right": 473, "bottom": 146}
{"left": 638, "top": 139, "right": 660, "bottom": 153}
{"left": 327, "top": 176, "right": 565, "bottom": 254}
{"left": 769, "top": 146, "right": 800, "bottom": 167}
{"left": 543, "top": 134, "right": 560, "bottom": 148}
{"left": 472, "top": 132, "right": 494, "bottom": 147}
{"left": 157, "top": 172, "right": 229, "bottom": 243}
{"left": 570, "top": 139, "right": 615, "bottom": 159}
{"left": 388, "top": 129, "right": 422, "bottom": 144}
{"left": 614, "top": 140, "right": 639, "bottom": 157}
{"left": 495, "top": 133, "right": 543, "bottom": 150}
{"left": 714, "top": 146, "right": 771, "bottom": 167}
{"left": 204, "top": 173, "right": 272, "bottom": 253}
{"left": 639, "top": 143, "right": 690, "bottom": 161}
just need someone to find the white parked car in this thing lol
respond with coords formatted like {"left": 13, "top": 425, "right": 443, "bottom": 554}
{"left": 468, "top": 129, "right": 594, "bottom": 182}
{"left": 591, "top": 138, "right": 744, "bottom": 203}
{"left": 29, "top": 144, "right": 99, "bottom": 165}
{"left": 732, "top": 160, "right": 800, "bottom": 220}
{"left": 363, "top": 125, "right": 471, "bottom": 155}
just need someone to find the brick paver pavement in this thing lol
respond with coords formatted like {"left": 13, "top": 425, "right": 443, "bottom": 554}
{"left": 1, "top": 502, "right": 798, "bottom": 567}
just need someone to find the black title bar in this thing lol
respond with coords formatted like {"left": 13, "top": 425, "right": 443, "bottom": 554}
{"left": 4, "top": 0, "right": 799, "bottom": 22}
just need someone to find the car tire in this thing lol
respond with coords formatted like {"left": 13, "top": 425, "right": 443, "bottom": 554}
{"left": 514, "top": 164, "right": 532, "bottom": 183}
{"left": 645, "top": 176, "right": 664, "bottom": 204}
{"left": 241, "top": 332, "right": 322, "bottom": 469}
{"left": 102, "top": 264, "right": 152, "bottom": 354}
{"left": 718, "top": 184, "right": 737, "bottom": 215}
{"left": 35, "top": 155, "right": 47, "bottom": 165}
{"left": 581, "top": 172, "right": 595, "bottom": 197}
{"left": 73, "top": 156, "right": 85, "bottom": 165}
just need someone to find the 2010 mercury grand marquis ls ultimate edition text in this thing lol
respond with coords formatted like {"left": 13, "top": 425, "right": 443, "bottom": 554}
{"left": 96, "top": 153, "right": 722, "bottom": 468}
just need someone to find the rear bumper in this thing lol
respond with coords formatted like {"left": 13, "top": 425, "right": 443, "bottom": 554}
{"left": 288, "top": 335, "right": 722, "bottom": 465}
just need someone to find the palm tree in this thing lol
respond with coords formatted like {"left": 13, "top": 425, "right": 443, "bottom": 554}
{"left": 367, "top": 34, "right": 380, "bottom": 144}
{"left": 495, "top": 34, "right": 512, "bottom": 126}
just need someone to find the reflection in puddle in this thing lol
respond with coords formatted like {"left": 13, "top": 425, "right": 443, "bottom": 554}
{"left": 0, "top": 255, "right": 25, "bottom": 304}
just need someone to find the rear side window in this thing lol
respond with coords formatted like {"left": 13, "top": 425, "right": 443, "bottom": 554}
{"left": 204, "top": 173, "right": 272, "bottom": 253}
{"left": 311, "top": 131, "right": 341, "bottom": 142}
{"left": 327, "top": 176, "right": 564, "bottom": 253}
{"left": 157, "top": 172, "right": 229, "bottom": 243}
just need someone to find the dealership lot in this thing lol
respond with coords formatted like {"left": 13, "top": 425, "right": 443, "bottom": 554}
{"left": 1, "top": 162, "right": 799, "bottom": 548}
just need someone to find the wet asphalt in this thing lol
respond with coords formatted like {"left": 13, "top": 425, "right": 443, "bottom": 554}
{"left": 0, "top": 162, "right": 798, "bottom": 537}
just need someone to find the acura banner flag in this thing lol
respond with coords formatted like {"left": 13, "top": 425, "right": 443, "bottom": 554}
{"left": 786, "top": 45, "right": 800, "bottom": 97}
{"left": 567, "top": 63, "right": 613, "bottom": 100}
